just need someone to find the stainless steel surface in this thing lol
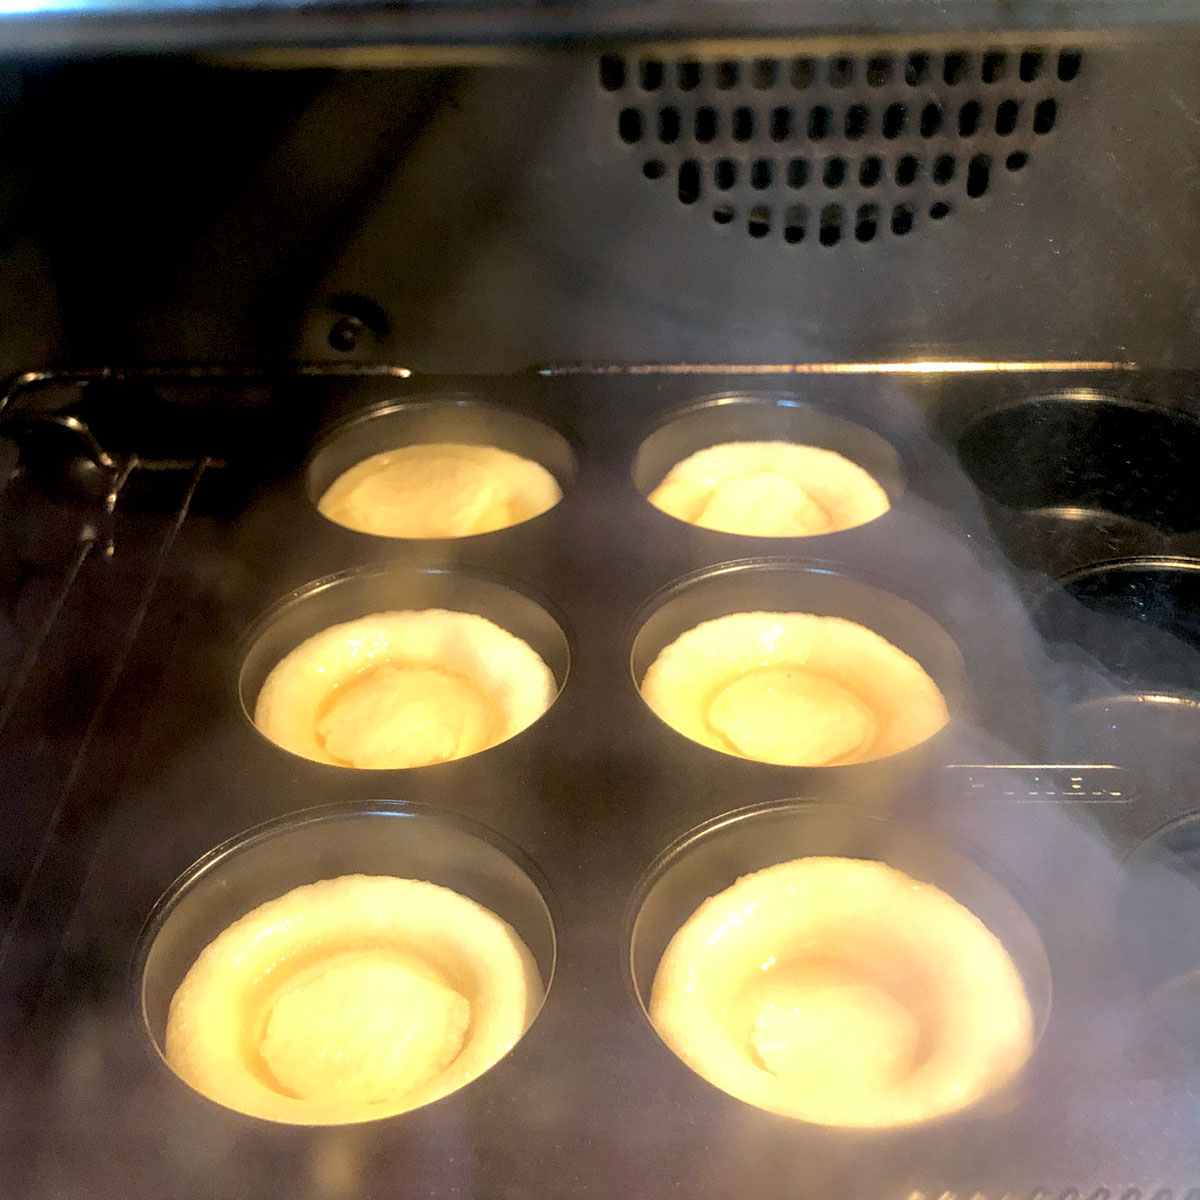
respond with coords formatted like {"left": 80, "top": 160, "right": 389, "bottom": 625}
{"left": 0, "top": 37, "right": 1198, "bottom": 376}
{"left": 0, "top": 1, "right": 1198, "bottom": 56}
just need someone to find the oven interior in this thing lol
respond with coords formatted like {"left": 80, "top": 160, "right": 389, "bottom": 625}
{"left": 2, "top": 20, "right": 1200, "bottom": 1200}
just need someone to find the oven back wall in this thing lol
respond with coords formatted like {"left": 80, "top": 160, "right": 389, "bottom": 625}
{"left": 0, "top": 33, "right": 1197, "bottom": 375}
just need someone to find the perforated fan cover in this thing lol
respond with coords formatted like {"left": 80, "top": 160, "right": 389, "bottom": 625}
{"left": 602, "top": 47, "right": 1079, "bottom": 245}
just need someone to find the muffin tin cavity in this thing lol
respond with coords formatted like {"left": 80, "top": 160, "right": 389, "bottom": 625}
{"left": 306, "top": 397, "right": 577, "bottom": 539}
{"left": 630, "top": 561, "right": 965, "bottom": 766}
{"left": 1035, "top": 558, "right": 1200, "bottom": 800}
{"left": 1119, "top": 813, "right": 1200, "bottom": 1051}
{"left": 239, "top": 564, "right": 570, "bottom": 769}
{"left": 137, "top": 802, "right": 556, "bottom": 1121}
{"left": 957, "top": 393, "right": 1200, "bottom": 572}
{"left": 1037, "top": 557, "right": 1200, "bottom": 693}
{"left": 632, "top": 393, "right": 904, "bottom": 538}
{"left": 627, "top": 802, "right": 1052, "bottom": 1121}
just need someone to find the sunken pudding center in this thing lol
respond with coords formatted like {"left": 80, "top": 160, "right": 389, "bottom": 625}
{"left": 699, "top": 470, "right": 831, "bottom": 537}
{"left": 317, "top": 442, "right": 562, "bottom": 539}
{"left": 252, "top": 609, "right": 556, "bottom": 770}
{"left": 704, "top": 665, "right": 877, "bottom": 766}
{"left": 646, "top": 441, "right": 890, "bottom": 538}
{"left": 639, "top": 611, "right": 948, "bottom": 767}
{"left": 315, "top": 661, "right": 500, "bottom": 769}
{"left": 743, "top": 958, "right": 921, "bottom": 1094}
{"left": 254, "top": 950, "right": 470, "bottom": 1104}
{"left": 333, "top": 451, "right": 505, "bottom": 536}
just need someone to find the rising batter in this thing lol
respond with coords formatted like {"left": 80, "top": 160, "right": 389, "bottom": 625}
{"left": 254, "top": 609, "right": 555, "bottom": 769}
{"left": 318, "top": 443, "right": 562, "bottom": 538}
{"left": 639, "top": 611, "right": 948, "bottom": 766}
{"left": 165, "top": 875, "right": 543, "bottom": 1125}
{"left": 647, "top": 441, "right": 889, "bottom": 537}
{"left": 650, "top": 856, "right": 1034, "bottom": 1127}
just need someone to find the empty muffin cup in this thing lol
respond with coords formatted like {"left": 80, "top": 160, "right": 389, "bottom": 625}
{"left": 627, "top": 801, "right": 1051, "bottom": 1128}
{"left": 957, "top": 393, "right": 1200, "bottom": 571}
{"left": 1035, "top": 557, "right": 1200, "bottom": 782}
{"left": 1118, "top": 813, "right": 1200, "bottom": 1051}
{"left": 137, "top": 802, "right": 556, "bottom": 1125}
{"left": 240, "top": 565, "right": 570, "bottom": 769}
{"left": 632, "top": 394, "right": 903, "bottom": 538}
{"left": 307, "top": 397, "right": 576, "bottom": 539}
{"left": 631, "top": 562, "right": 964, "bottom": 767}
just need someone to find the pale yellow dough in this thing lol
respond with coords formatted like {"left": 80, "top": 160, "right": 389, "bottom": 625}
{"left": 318, "top": 443, "right": 562, "bottom": 538}
{"left": 165, "top": 875, "right": 543, "bottom": 1125}
{"left": 647, "top": 441, "right": 889, "bottom": 537}
{"left": 254, "top": 610, "right": 555, "bottom": 769}
{"left": 640, "top": 611, "right": 949, "bottom": 766}
{"left": 650, "top": 857, "right": 1034, "bottom": 1128}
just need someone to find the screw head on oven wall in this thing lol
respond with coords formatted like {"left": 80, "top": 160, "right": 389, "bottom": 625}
{"left": 328, "top": 316, "right": 366, "bottom": 352}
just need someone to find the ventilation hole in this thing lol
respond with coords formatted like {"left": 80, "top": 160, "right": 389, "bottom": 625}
{"left": 943, "top": 52, "right": 969, "bottom": 84}
{"left": 1034, "top": 98, "right": 1058, "bottom": 134}
{"left": 859, "top": 156, "right": 882, "bottom": 186}
{"left": 619, "top": 108, "right": 644, "bottom": 143}
{"left": 1058, "top": 49, "right": 1082, "bottom": 81}
{"left": 716, "top": 60, "right": 740, "bottom": 89}
{"left": 1019, "top": 50, "right": 1044, "bottom": 82}
{"left": 855, "top": 203, "right": 878, "bottom": 242}
{"left": 787, "top": 157, "right": 810, "bottom": 187}
{"left": 714, "top": 158, "right": 738, "bottom": 189}
{"left": 808, "top": 106, "right": 832, "bottom": 140}
{"left": 929, "top": 200, "right": 952, "bottom": 219}
{"left": 982, "top": 51, "right": 1006, "bottom": 83}
{"left": 678, "top": 61, "right": 702, "bottom": 90}
{"left": 792, "top": 57, "right": 815, "bottom": 89}
{"left": 748, "top": 205, "right": 771, "bottom": 238}
{"left": 1006, "top": 150, "right": 1028, "bottom": 171}
{"left": 678, "top": 159, "right": 700, "bottom": 204}
{"left": 819, "top": 204, "right": 842, "bottom": 246}
{"left": 640, "top": 60, "right": 664, "bottom": 91}
{"left": 784, "top": 204, "right": 808, "bottom": 243}
{"left": 905, "top": 52, "right": 931, "bottom": 86}
{"left": 920, "top": 102, "right": 945, "bottom": 137}
{"left": 823, "top": 156, "right": 847, "bottom": 187}
{"left": 751, "top": 158, "right": 773, "bottom": 189}
{"left": 732, "top": 106, "right": 755, "bottom": 141}
{"left": 713, "top": 204, "right": 735, "bottom": 225}
{"left": 995, "top": 99, "right": 1019, "bottom": 135}
{"left": 643, "top": 159, "right": 666, "bottom": 180}
{"left": 829, "top": 56, "right": 855, "bottom": 88}
{"left": 967, "top": 153, "right": 991, "bottom": 197}
{"left": 754, "top": 59, "right": 778, "bottom": 89}
{"left": 658, "top": 106, "right": 681, "bottom": 143}
{"left": 958, "top": 100, "right": 982, "bottom": 136}
{"left": 867, "top": 56, "right": 892, "bottom": 87}
{"left": 770, "top": 106, "right": 793, "bottom": 141}
{"left": 883, "top": 103, "right": 907, "bottom": 138}
{"left": 845, "top": 104, "right": 870, "bottom": 140}
{"left": 895, "top": 154, "right": 919, "bottom": 186}
{"left": 932, "top": 153, "right": 956, "bottom": 183}
{"left": 600, "top": 55, "right": 626, "bottom": 91}
{"left": 891, "top": 203, "right": 915, "bottom": 235}
{"left": 695, "top": 107, "right": 718, "bottom": 142}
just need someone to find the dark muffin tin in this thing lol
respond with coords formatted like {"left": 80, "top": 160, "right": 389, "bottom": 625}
{"left": 7, "top": 367, "right": 1200, "bottom": 1198}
